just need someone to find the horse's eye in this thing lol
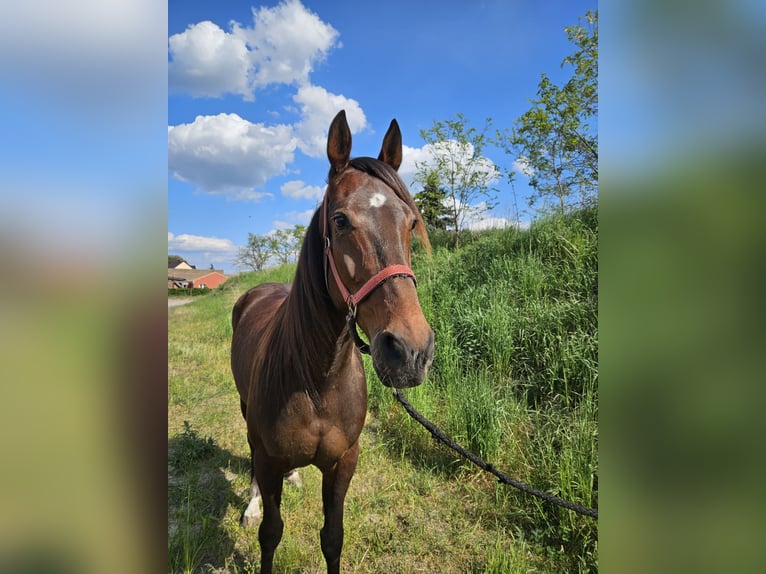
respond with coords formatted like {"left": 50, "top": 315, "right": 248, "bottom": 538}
{"left": 333, "top": 213, "right": 350, "bottom": 230}
{"left": 410, "top": 218, "right": 418, "bottom": 231}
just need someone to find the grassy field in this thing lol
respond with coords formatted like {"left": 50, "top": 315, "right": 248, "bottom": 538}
{"left": 168, "top": 206, "right": 598, "bottom": 573}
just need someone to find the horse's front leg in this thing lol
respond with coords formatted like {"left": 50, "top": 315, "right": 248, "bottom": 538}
{"left": 254, "top": 457, "right": 285, "bottom": 574}
{"left": 320, "top": 442, "right": 359, "bottom": 574}
{"left": 240, "top": 436, "right": 262, "bottom": 527}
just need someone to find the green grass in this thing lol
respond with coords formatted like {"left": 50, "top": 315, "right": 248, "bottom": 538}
{"left": 168, "top": 206, "right": 598, "bottom": 572}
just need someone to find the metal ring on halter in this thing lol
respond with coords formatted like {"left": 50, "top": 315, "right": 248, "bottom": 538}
{"left": 347, "top": 299, "right": 358, "bottom": 319}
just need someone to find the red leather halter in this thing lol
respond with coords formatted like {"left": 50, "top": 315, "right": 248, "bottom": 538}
{"left": 322, "top": 191, "right": 417, "bottom": 319}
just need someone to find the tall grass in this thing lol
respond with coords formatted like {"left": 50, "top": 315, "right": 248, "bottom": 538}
{"left": 369, "top": 205, "right": 598, "bottom": 570}
{"left": 168, "top": 206, "right": 597, "bottom": 572}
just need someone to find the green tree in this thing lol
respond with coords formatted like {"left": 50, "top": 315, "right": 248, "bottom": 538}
{"left": 267, "top": 225, "right": 305, "bottom": 265}
{"left": 414, "top": 169, "right": 449, "bottom": 230}
{"left": 168, "top": 254, "right": 185, "bottom": 268}
{"left": 289, "top": 225, "right": 306, "bottom": 260}
{"left": 234, "top": 233, "right": 270, "bottom": 271}
{"left": 500, "top": 10, "right": 597, "bottom": 213}
{"left": 415, "top": 114, "right": 499, "bottom": 247}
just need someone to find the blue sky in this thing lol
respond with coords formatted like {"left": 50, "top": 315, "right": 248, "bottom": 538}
{"left": 168, "top": 0, "right": 596, "bottom": 273}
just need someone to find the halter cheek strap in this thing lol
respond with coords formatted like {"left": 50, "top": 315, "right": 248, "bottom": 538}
{"left": 322, "top": 193, "right": 417, "bottom": 352}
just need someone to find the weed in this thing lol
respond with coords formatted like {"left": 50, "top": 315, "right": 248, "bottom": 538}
{"left": 169, "top": 421, "right": 217, "bottom": 474}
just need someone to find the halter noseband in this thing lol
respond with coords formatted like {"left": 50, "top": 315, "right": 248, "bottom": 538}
{"left": 322, "top": 191, "right": 417, "bottom": 353}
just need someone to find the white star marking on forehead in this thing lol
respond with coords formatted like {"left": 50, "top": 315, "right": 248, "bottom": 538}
{"left": 369, "top": 192, "right": 387, "bottom": 208}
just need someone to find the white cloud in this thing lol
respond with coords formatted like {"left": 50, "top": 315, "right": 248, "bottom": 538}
{"left": 167, "top": 96, "right": 368, "bottom": 197}
{"left": 168, "top": 21, "right": 251, "bottom": 99}
{"left": 168, "top": 231, "right": 237, "bottom": 253}
{"left": 168, "top": 0, "right": 339, "bottom": 99}
{"left": 168, "top": 231, "right": 240, "bottom": 271}
{"left": 272, "top": 209, "right": 316, "bottom": 230}
{"left": 168, "top": 113, "right": 296, "bottom": 197}
{"left": 459, "top": 202, "right": 530, "bottom": 232}
{"left": 236, "top": 0, "right": 339, "bottom": 89}
{"left": 512, "top": 155, "right": 535, "bottom": 178}
{"left": 400, "top": 144, "right": 434, "bottom": 188}
{"left": 293, "top": 85, "right": 367, "bottom": 157}
{"left": 226, "top": 189, "right": 275, "bottom": 202}
{"left": 167, "top": 2, "right": 368, "bottom": 194}
{"left": 1, "top": 0, "right": 165, "bottom": 113}
{"left": 280, "top": 180, "right": 325, "bottom": 200}
{"left": 465, "top": 215, "right": 511, "bottom": 231}
{"left": 464, "top": 217, "right": 529, "bottom": 232}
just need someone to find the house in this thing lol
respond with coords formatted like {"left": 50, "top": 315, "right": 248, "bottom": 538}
{"left": 172, "top": 261, "right": 195, "bottom": 270}
{"left": 168, "top": 268, "right": 228, "bottom": 289}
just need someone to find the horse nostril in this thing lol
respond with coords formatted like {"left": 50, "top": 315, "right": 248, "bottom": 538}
{"left": 371, "top": 329, "right": 434, "bottom": 388}
{"left": 374, "top": 330, "right": 434, "bottom": 370}
{"left": 377, "top": 332, "right": 407, "bottom": 366}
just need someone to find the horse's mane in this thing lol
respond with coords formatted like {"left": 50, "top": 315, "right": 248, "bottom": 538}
{"left": 257, "top": 157, "right": 430, "bottom": 406}
{"left": 256, "top": 206, "right": 340, "bottom": 406}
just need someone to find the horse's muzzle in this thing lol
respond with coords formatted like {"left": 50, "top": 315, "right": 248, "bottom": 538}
{"left": 370, "top": 329, "right": 434, "bottom": 388}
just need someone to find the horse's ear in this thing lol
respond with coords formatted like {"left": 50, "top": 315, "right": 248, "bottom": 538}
{"left": 378, "top": 119, "right": 402, "bottom": 171}
{"left": 327, "top": 110, "right": 352, "bottom": 176}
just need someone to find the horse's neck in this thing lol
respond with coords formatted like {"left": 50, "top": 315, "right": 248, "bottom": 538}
{"left": 280, "top": 259, "right": 350, "bottom": 391}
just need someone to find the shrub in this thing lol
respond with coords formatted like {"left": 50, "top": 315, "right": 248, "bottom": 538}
{"left": 168, "top": 287, "right": 212, "bottom": 297}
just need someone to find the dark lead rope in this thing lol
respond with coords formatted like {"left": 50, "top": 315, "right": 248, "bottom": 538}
{"left": 392, "top": 388, "right": 598, "bottom": 519}
{"left": 347, "top": 312, "right": 371, "bottom": 355}
{"left": 349, "top": 314, "right": 597, "bottom": 519}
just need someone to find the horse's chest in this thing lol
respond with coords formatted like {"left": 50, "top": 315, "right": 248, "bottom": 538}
{"left": 257, "top": 382, "right": 367, "bottom": 469}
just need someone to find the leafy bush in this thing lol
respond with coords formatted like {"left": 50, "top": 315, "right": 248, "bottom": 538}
{"left": 168, "top": 287, "right": 212, "bottom": 297}
{"left": 168, "top": 421, "right": 217, "bottom": 473}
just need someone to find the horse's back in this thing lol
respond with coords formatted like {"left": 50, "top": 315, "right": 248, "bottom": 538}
{"left": 232, "top": 282, "right": 290, "bottom": 332}
{"left": 231, "top": 282, "right": 291, "bottom": 407}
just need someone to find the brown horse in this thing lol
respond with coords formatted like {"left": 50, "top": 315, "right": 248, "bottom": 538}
{"left": 230, "top": 110, "right": 434, "bottom": 574}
